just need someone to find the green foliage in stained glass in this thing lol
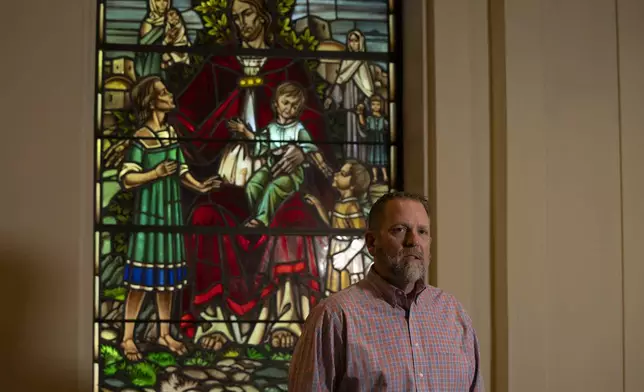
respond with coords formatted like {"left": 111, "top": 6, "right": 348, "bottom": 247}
{"left": 276, "top": 0, "right": 296, "bottom": 15}
{"left": 101, "top": 344, "right": 124, "bottom": 376}
{"left": 183, "top": 350, "right": 219, "bottom": 367}
{"left": 278, "top": 18, "right": 319, "bottom": 51}
{"left": 147, "top": 352, "right": 177, "bottom": 368}
{"left": 184, "top": 354, "right": 210, "bottom": 367}
{"left": 101, "top": 344, "right": 162, "bottom": 387}
{"left": 270, "top": 352, "right": 293, "bottom": 362}
{"left": 246, "top": 347, "right": 265, "bottom": 360}
{"left": 276, "top": 0, "right": 319, "bottom": 52}
{"left": 223, "top": 349, "right": 241, "bottom": 358}
{"left": 127, "top": 362, "right": 157, "bottom": 387}
{"left": 103, "top": 287, "right": 127, "bottom": 302}
{"left": 105, "top": 190, "right": 133, "bottom": 226}
{"left": 195, "top": 0, "right": 231, "bottom": 44}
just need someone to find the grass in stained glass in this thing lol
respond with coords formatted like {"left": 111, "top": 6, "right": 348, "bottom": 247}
{"left": 98, "top": 321, "right": 293, "bottom": 391}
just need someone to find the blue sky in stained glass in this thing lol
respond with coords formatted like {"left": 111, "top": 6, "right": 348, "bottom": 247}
{"left": 104, "top": 0, "right": 390, "bottom": 54}
{"left": 292, "top": 0, "right": 388, "bottom": 21}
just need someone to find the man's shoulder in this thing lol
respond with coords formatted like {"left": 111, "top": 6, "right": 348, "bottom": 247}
{"left": 422, "top": 284, "right": 459, "bottom": 305}
{"left": 423, "top": 285, "right": 474, "bottom": 325}
{"left": 314, "top": 283, "right": 371, "bottom": 316}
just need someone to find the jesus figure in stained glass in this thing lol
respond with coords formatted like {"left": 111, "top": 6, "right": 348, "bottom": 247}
{"left": 174, "top": 0, "right": 336, "bottom": 351}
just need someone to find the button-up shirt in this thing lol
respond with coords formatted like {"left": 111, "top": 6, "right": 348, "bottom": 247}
{"left": 288, "top": 268, "right": 484, "bottom": 391}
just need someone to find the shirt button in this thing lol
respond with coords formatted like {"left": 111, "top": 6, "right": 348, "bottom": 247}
{"left": 419, "top": 373, "right": 424, "bottom": 378}
{"left": 415, "top": 343, "right": 420, "bottom": 347}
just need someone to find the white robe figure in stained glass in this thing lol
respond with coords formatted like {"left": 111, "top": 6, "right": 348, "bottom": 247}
{"left": 324, "top": 29, "right": 376, "bottom": 162}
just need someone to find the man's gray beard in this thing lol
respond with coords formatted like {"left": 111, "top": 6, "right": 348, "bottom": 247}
{"left": 376, "top": 248, "right": 426, "bottom": 285}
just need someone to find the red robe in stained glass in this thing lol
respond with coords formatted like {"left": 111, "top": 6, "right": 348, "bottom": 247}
{"left": 172, "top": 50, "right": 334, "bottom": 332}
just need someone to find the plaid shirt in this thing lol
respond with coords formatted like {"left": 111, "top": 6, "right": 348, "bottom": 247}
{"left": 289, "top": 267, "right": 484, "bottom": 391}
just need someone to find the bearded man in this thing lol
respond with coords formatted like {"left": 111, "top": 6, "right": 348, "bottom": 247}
{"left": 288, "top": 191, "right": 485, "bottom": 392}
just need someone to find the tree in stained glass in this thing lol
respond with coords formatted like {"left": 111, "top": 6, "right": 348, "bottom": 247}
{"left": 95, "top": 0, "right": 401, "bottom": 390}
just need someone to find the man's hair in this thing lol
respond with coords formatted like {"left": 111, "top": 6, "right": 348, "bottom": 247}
{"left": 368, "top": 191, "right": 430, "bottom": 230}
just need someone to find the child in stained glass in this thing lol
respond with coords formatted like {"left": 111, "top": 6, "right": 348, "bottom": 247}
{"left": 305, "top": 160, "right": 374, "bottom": 294}
{"left": 357, "top": 94, "right": 389, "bottom": 184}
{"left": 118, "top": 76, "right": 220, "bottom": 361}
{"left": 161, "top": 8, "right": 191, "bottom": 69}
{"left": 228, "top": 81, "right": 332, "bottom": 227}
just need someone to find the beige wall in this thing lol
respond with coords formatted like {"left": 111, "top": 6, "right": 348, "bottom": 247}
{"left": 617, "top": 0, "right": 644, "bottom": 390}
{"left": 1, "top": 0, "right": 643, "bottom": 391}
{"left": 433, "top": 0, "right": 644, "bottom": 391}
{"left": 1, "top": 0, "right": 95, "bottom": 390}
{"left": 501, "top": 0, "right": 643, "bottom": 390}
{"left": 432, "top": 0, "right": 493, "bottom": 387}
{"left": 504, "top": 0, "right": 625, "bottom": 389}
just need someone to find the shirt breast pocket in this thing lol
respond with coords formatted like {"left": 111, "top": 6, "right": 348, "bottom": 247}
{"left": 429, "top": 346, "right": 472, "bottom": 389}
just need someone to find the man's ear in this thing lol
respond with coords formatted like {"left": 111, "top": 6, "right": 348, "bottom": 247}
{"left": 365, "top": 231, "right": 376, "bottom": 257}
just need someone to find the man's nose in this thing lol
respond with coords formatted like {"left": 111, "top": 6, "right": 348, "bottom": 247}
{"left": 403, "top": 230, "right": 419, "bottom": 247}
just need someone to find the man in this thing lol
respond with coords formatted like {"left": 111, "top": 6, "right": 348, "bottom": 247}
{"left": 288, "top": 191, "right": 485, "bottom": 391}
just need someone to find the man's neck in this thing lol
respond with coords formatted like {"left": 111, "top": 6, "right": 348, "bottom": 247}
{"left": 372, "top": 264, "right": 417, "bottom": 295}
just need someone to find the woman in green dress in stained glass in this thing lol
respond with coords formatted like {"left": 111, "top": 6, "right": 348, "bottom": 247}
{"left": 118, "top": 75, "right": 220, "bottom": 361}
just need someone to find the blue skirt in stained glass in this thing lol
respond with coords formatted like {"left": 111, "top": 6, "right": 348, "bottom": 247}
{"left": 123, "top": 261, "right": 187, "bottom": 291}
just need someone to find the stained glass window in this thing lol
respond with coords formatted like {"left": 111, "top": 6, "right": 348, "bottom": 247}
{"left": 94, "top": 0, "right": 403, "bottom": 390}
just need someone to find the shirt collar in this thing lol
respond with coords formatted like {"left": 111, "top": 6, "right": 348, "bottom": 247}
{"left": 366, "top": 266, "right": 427, "bottom": 308}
